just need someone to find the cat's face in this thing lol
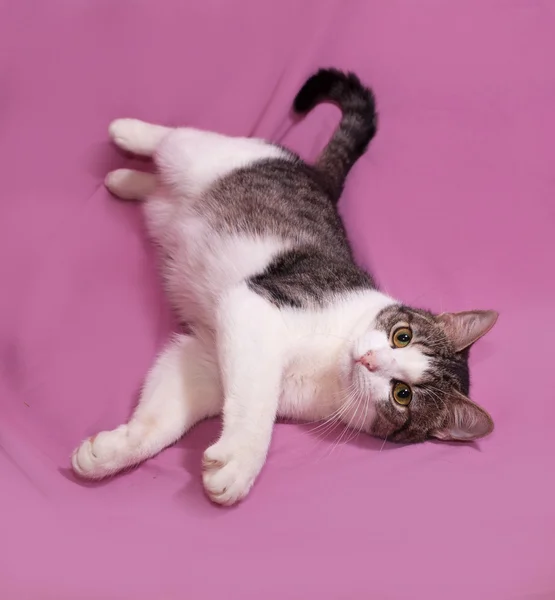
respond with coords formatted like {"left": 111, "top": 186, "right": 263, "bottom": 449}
{"left": 346, "top": 305, "right": 498, "bottom": 443}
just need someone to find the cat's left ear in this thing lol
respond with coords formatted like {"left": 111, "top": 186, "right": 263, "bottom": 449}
{"left": 430, "top": 392, "right": 494, "bottom": 442}
{"left": 436, "top": 310, "right": 498, "bottom": 352}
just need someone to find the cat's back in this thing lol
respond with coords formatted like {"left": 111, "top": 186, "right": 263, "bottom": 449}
{"left": 205, "top": 156, "right": 352, "bottom": 256}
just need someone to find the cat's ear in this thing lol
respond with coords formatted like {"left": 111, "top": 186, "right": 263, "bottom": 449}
{"left": 436, "top": 310, "right": 498, "bottom": 352}
{"left": 430, "top": 393, "right": 494, "bottom": 442}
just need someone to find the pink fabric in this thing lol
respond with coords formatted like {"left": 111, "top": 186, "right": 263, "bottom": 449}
{"left": 1, "top": 1, "right": 553, "bottom": 598}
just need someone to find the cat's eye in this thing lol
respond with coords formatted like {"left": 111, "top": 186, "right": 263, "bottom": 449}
{"left": 392, "top": 381, "right": 412, "bottom": 406}
{"left": 392, "top": 326, "right": 413, "bottom": 348}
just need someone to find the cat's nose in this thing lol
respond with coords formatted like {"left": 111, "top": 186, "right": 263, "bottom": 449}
{"left": 359, "top": 351, "right": 378, "bottom": 372}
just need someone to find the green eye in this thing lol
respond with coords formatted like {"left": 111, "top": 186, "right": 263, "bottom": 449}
{"left": 393, "top": 326, "right": 412, "bottom": 348}
{"left": 392, "top": 381, "right": 413, "bottom": 406}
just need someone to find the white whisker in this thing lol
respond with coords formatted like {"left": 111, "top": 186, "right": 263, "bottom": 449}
{"left": 327, "top": 387, "right": 364, "bottom": 456}
{"left": 310, "top": 387, "right": 359, "bottom": 442}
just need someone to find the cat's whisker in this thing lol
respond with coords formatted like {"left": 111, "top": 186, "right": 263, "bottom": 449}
{"left": 306, "top": 392, "right": 351, "bottom": 432}
{"left": 309, "top": 388, "right": 359, "bottom": 440}
{"left": 340, "top": 386, "right": 369, "bottom": 446}
{"left": 425, "top": 385, "right": 447, "bottom": 412}
{"left": 308, "top": 410, "right": 348, "bottom": 442}
{"left": 306, "top": 382, "right": 357, "bottom": 430}
{"left": 311, "top": 387, "right": 361, "bottom": 444}
{"left": 337, "top": 394, "right": 364, "bottom": 449}
{"left": 353, "top": 391, "right": 370, "bottom": 439}
{"left": 359, "top": 394, "right": 370, "bottom": 434}
{"left": 328, "top": 388, "right": 364, "bottom": 456}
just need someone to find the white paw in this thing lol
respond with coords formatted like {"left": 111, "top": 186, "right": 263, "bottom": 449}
{"left": 104, "top": 168, "right": 136, "bottom": 198}
{"left": 72, "top": 426, "right": 133, "bottom": 479}
{"left": 108, "top": 118, "right": 169, "bottom": 156}
{"left": 202, "top": 442, "right": 264, "bottom": 506}
{"left": 104, "top": 168, "right": 156, "bottom": 200}
{"left": 108, "top": 118, "right": 145, "bottom": 152}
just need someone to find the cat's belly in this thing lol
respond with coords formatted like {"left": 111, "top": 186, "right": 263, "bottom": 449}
{"left": 145, "top": 196, "right": 289, "bottom": 326}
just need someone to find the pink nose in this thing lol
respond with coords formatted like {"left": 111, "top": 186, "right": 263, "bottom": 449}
{"left": 359, "top": 351, "right": 378, "bottom": 372}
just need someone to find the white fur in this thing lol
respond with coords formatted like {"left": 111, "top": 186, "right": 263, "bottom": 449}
{"left": 73, "top": 333, "right": 222, "bottom": 478}
{"left": 72, "top": 120, "right": 428, "bottom": 505}
{"left": 108, "top": 119, "right": 171, "bottom": 155}
{"left": 105, "top": 169, "right": 157, "bottom": 200}
{"left": 155, "top": 126, "right": 286, "bottom": 197}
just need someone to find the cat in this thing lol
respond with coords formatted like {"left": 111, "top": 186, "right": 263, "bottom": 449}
{"left": 71, "top": 68, "right": 498, "bottom": 506}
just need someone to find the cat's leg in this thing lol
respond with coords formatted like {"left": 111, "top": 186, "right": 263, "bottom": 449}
{"left": 109, "top": 118, "right": 172, "bottom": 156}
{"left": 72, "top": 334, "right": 222, "bottom": 479}
{"left": 154, "top": 127, "right": 288, "bottom": 198}
{"left": 105, "top": 168, "right": 158, "bottom": 200}
{"left": 202, "top": 284, "right": 287, "bottom": 506}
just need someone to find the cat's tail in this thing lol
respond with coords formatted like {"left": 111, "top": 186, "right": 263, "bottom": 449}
{"left": 293, "top": 68, "right": 377, "bottom": 202}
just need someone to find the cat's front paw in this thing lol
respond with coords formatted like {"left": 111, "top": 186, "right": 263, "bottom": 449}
{"left": 202, "top": 441, "right": 264, "bottom": 506}
{"left": 71, "top": 426, "right": 132, "bottom": 479}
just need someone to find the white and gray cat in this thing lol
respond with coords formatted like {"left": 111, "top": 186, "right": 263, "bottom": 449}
{"left": 72, "top": 69, "right": 497, "bottom": 505}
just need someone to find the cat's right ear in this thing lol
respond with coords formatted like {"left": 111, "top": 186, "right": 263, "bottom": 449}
{"left": 436, "top": 310, "right": 498, "bottom": 352}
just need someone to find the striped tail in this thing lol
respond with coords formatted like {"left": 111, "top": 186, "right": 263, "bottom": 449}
{"left": 294, "top": 68, "right": 378, "bottom": 202}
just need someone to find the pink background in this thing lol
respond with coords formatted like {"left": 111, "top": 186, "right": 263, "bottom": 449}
{"left": 1, "top": 1, "right": 553, "bottom": 598}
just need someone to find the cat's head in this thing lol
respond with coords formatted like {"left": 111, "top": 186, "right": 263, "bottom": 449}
{"left": 347, "top": 305, "right": 498, "bottom": 443}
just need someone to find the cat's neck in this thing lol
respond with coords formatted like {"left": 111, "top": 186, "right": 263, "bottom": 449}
{"left": 277, "top": 289, "right": 397, "bottom": 420}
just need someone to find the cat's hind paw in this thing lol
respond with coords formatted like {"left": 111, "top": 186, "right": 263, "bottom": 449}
{"left": 105, "top": 169, "right": 156, "bottom": 200}
{"left": 109, "top": 118, "right": 170, "bottom": 156}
